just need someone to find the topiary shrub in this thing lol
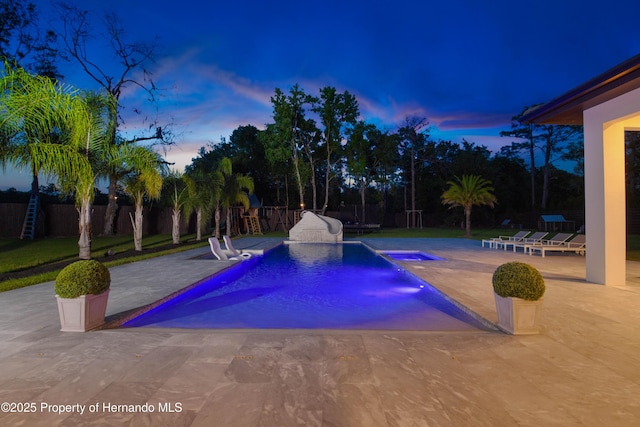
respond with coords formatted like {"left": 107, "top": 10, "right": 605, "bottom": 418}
{"left": 55, "top": 260, "right": 111, "bottom": 299}
{"left": 492, "top": 261, "right": 545, "bottom": 301}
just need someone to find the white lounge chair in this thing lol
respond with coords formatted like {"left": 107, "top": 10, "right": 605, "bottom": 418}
{"left": 208, "top": 237, "right": 239, "bottom": 261}
{"left": 527, "top": 234, "right": 586, "bottom": 258}
{"left": 524, "top": 232, "right": 573, "bottom": 255}
{"left": 504, "top": 232, "right": 549, "bottom": 252}
{"left": 482, "top": 230, "right": 530, "bottom": 249}
{"left": 223, "top": 235, "right": 252, "bottom": 259}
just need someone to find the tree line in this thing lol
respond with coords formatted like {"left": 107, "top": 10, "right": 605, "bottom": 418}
{"left": 0, "top": 0, "right": 609, "bottom": 260}
{"left": 187, "top": 83, "right": 586, "bottom": 229}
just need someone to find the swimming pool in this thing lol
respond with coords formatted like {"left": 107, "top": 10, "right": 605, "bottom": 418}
{"left": 383, "top": 251, "right": 445, "bottom": 261}
{"left": 123, "top": 243, "right": 490, "bottom": 331}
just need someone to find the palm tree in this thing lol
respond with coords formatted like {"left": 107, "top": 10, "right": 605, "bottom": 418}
{"left": 217, "top": 157, "right": 254, "bottom": 237}
{"left": 163, "top": 170, "right": 190, "bottom": 244}
{"left": 441, "top": 174, "right": 497, "bottom": 237}
{"left": 183, "top": 169, "right": 222, "bottom": 241}
{"left": 122, "top": 146, "right": 165, "bottom": 251}
{"left": 0, "top": 65, "right": 108, "bottom": 258}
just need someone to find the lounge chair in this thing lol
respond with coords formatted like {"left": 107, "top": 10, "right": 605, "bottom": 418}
{"left": 527, "top": 234, "right": 586, "bottom": 258}
{"left": 523, "top": 233, "right": 573, "bottom": 255}
{"left": 504, "top": 232, "right": 549, "bottom": 252}
{"left": 208, "top": 237, "right": 239, "bottom": 261}
{"left": 482, "top": 230, "right": 530, "bottom": 249}
{"left": 223, "top": 235, "right": 252, "bottom": 259}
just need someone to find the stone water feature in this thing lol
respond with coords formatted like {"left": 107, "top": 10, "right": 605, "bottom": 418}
{"left": 288, "top": 211, "right": 343, "bottom": 242}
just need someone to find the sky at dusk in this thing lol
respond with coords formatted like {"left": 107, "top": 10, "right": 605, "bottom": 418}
{"left": 2, "top": 0, "right": 640, "bottom": 190}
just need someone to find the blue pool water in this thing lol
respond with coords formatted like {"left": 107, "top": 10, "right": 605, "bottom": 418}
{"left": 123, "top": 243, "right": 489, "bottom": 331}
{"left": 384, "top": 251, "right": 445, "bottom": 261}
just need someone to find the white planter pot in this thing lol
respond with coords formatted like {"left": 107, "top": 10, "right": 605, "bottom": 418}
{"left": 494, "top": 292, "right": 543, "bottom": 335}
{"left": 56, "top": 290, "right": 110, "bottom": 332}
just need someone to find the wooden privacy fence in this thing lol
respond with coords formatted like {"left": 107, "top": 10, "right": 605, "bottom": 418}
{"left": 0, "top": 203, "right": 192, "bottom": 238}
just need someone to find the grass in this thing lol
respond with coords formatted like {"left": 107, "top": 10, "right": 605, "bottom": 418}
{"left": 0, "top": 233, "right": 203, "bottom": 273}
{"left": 2, "top": 228, "right": 638, "bottom": 292}
{"left": 627, "top": 234, "right": 640, "bottom": 262}
{"left": 0, "top": 234, "right": 208, "bottom": 293}
{"left": 371, "top": 227, "right": 503, "bottom": 239}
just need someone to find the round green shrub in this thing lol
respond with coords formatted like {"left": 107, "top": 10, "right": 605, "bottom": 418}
{"left": 492, "top": 261, "right": 545, "bottom": 301}
{"left": 55, "top": 260, "right": 111, "bottom": 299}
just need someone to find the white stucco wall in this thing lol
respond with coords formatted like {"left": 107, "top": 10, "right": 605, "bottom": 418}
{"left": 583, "top": 86, "right": 640, "bottom": 286}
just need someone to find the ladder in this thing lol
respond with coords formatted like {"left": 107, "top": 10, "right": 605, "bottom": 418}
{"left": 20, "top": 194, "right": 39, "bottom": 240}
{"left": 246, "top": 216, "right": 262, "bottom": 235}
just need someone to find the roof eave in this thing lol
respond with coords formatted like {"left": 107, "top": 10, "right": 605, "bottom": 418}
{"left": 521, "top": 53, "right": 640, "bottom": 125}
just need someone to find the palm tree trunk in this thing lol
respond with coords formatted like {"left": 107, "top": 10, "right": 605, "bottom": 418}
{"left": 465, "top": 205, "right": 472, "bottom": 237}
{"left": 130, "top": 204, "right": 144, "bottom": 251}
{"left": 214, "top": 204, "right": 221, "bottom": 238}
{"left": 77, "top": 197, "right": 92, "bottom": 259}
{"left": 103, "top": 174, "right": 118, "bottom": 235}
{"left": 196, "top": 208, "right": 203, "bottom": 241}
{"left": 172, "top": 208, "right": 181, "bottom": 244}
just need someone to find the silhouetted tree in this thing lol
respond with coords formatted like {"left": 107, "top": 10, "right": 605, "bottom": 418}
{"left": 57, "top": 2, "right": 173, "bottom": 235}
{"left": 441, "top": 175, "right": 497, "bottom": 237}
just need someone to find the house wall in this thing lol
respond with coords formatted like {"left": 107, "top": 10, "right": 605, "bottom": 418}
{"left": 584, "top": 85, "right": 640, "bottom": 286}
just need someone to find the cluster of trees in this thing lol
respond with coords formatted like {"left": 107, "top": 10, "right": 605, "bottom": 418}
{"left": 0, "top": 67, "right": 168, "bottom": 257}
{"left": 0, "top": 1, "right": 255, "bottom": 258}
{"left": 1, "top": 0, "right": 607, "bottom": 254}
{"left": 187, "top": 84, "right": 586, "bottom": 229}
{"left": 0, "top": 65, "right": 255, "bottom": 257}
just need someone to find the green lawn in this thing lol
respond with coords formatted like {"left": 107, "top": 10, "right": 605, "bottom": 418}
{"left": 0, "top": 234, "right": 204, "bottom": 273}
{"left": 0, "top": 234, "right": 208, "bottom": 292}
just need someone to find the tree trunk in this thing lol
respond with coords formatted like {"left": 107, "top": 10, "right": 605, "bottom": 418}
{"left": 103, "top": 174, "right": 118, "bottom": 235}
{"left": 310, "top": 163, "right": 317, "bottom": 211}
{"left": 528, "top": 126, "right": 536, "bottom": 209}
{"left": 410, "top": 147, "right": 416, "bottom": 227}
{"left": 30, "top": 169, "right": 39, "bottom": 196}
{"left": 77, "top": 197, "right": 92, "bottom": 259}
{"left": 541, "top": 134, "right": 552, "bottom": 210}
{"left": 305, "top": 149, "right": 317, "bottom": 210}
{"left": 360, "top": 180, "right": 366, "bottom": 224}
{"left": 214, "top": 204, "right": 221, "bottom": 238}
{"left": 226, "top": 207, "right": 232, "bottom": 237}
{"left": 196, "top": 208, "right": 203, "bottom": 241}
{"left": 292, "top": 145, "right": 305, "bottom": 209}
{"left": 464, "top": 205, "right": 472, "bottom": 237}
{"left": 130, "top": 204, "right": 144, "bottom": 251}
{"left": 172, "top": 208, "right": 181, "bottom": 244}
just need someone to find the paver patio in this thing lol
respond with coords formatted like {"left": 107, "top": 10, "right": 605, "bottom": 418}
{"left": 1, "top": 237, "right": 639, "bottom": 426}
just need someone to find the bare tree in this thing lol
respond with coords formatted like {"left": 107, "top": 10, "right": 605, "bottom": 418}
{"left": 537, "top": 124, "right": 582, "bottom": 210}
{"left": 57, "top": 2, "right": 172, "bottom": 235}
{"left": 0, "top": 0, "right": 61, "bottom": 79}
{"left": 398, "top": 116, "right": 429, "bottom": 227}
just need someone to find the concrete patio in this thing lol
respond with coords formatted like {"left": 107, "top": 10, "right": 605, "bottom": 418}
{"left": 1, "top": 237, "right": 639, "bottom": 426}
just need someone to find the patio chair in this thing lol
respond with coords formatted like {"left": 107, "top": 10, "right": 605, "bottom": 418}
{"left": 208, "top": 237, "right": 239, "bottom": 261}
{"left": 223, "top": 235, "right": 252, "bottom": 259}
{"left": 523, "top": 232, "right": 573, "bottom": 255}
{"left": 482, "top": 230, "right": 530, "bottom": 249}
{"left": 527, "top": 234, "right": 586, "bottom": 258}
{"left": 503, "top": 231, "right": 549, "bottom": 252}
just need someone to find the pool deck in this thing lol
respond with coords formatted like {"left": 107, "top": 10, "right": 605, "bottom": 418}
{"left": 1, "top": 237, "right": 640, "bottom": 426}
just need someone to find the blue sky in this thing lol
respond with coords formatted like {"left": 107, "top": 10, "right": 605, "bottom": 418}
{"left": 3, "top": 0, "right": 639, "bottom": 190}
